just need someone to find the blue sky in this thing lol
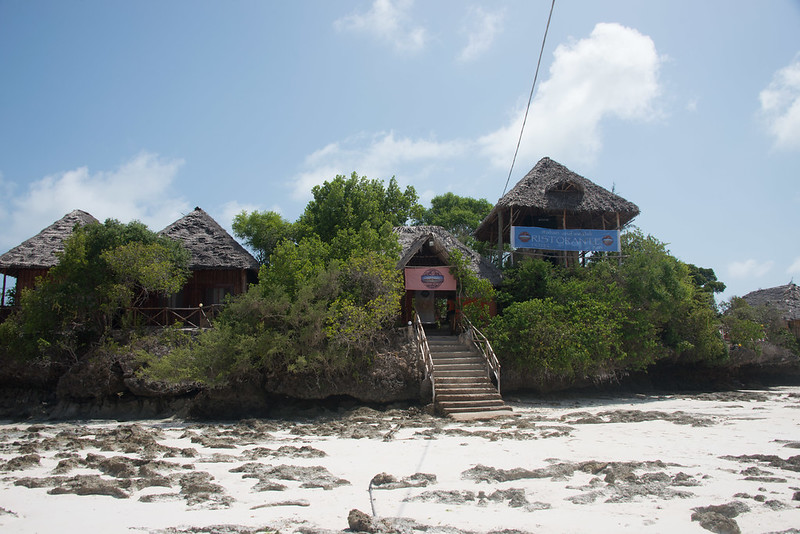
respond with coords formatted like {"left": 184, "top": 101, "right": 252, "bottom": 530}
{"left": 1, "top": 0, "right": 798, "bottom": 301}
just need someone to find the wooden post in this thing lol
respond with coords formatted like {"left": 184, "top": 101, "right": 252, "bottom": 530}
{"left": 616, "top": 212, "right": 622, "bottom": 266}
{"left": 562, "top": 209, "right": 567, "bottom": 267}
{"left": 1, "top": 274, "right": 5, "bottom": 307}
{"left": 497, "top": 210, "right": 503, "bottom": 267}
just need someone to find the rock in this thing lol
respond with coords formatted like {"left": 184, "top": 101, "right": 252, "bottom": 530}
{"left": 348, "top": 508, "right": 375, "bottom": 532}
{"left": 692, "top": 501, "right": 750, "bottom": 518}
{"left": 691, "top": 511, "right": 741, "bottom": 534}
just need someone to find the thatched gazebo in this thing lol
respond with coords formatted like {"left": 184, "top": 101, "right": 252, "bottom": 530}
{"left": 742, "top": 283, "right": 800, "bottom": 340}
{"left": 394, "top": 225, "right": 502, "bottom": 325}
{"left": 0, "top": 209, "right": 99, "bottom": 305}
{"left": 159, "top": 207, "right": 259, "bottom": 307}
{"left": 474, "top": 157, "right": 640, "bottom": 265}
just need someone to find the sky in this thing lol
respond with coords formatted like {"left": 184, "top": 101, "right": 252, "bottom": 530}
{"left": 1, "top": 0, "right": 798, "bottom": 301}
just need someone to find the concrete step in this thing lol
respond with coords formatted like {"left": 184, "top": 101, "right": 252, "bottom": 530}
{"left": 437, "top": 393, "right": 503, "bottom": 403}
{"left": 433, "top": 362, "right": 486, "bottom": 373}
{"left": 435, "top": 378, "right": 496, "bottom": 387}
{"left": 433, "top": 369, "right": 487, "bottom": 378}
{"left": 439, "top": 402, "right": 510, "bottom": 413}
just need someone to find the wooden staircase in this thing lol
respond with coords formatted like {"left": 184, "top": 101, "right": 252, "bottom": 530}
{"left": 427, "top": 333, "right": 512, "bottom": 420}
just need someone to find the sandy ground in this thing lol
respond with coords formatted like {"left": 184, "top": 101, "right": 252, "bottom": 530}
{"left": 1, "top": 387, "right": 799, "bottom": 533}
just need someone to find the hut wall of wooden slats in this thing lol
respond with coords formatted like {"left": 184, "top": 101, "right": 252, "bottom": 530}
{"left": 166, "top": 269, "right": 255, "bottom": 308}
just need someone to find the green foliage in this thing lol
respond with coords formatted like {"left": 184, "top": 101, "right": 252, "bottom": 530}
{"left": 296, "top": 172, "right": 420, "bottom": 242}
{"left": 447, "top": 249, "right": 495, "bottom": 328}
{"left": 2, "top": 219, "right": 189, "bottom": 360}
{"left": 721, "top": 297, "right": 799, "bottom": 354}
{"left": 232, "top": 210, "right": 295, "bottom": 265}
{"left": 139, "top": 173, "right": 408, "bottom": 385}
{"left": 488, "top": 297, "right": 626, "bottom": 377}
{"left": 488, "top": 230, "right": 726, "bottom": 379}
{"left": 687, "top": 263, "right": 726, "bottom": 303}
{"left": 415, "top": 192, "right": 492, "bottom": 247}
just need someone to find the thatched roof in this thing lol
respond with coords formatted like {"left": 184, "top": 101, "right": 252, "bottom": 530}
{"left": 742, "top": 283, "right": 800, "bottom": 322}
{"left": 474, "top": 157, "right": 640, "bottom": 242}
{"left": 0, "top": 210, "right": 99, "bottom": 273}
{"left": 393, "top": 226, "right": 503, "bottom": 287}
{"left": 159, "top": 207, "right": 259, "bottom": 271}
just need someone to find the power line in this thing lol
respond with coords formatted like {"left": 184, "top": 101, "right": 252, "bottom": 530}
{"left": 502, "top": 0, "right": 556, "bottom": 196}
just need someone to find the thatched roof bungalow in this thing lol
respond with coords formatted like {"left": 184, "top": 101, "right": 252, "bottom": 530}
{"left": 394, "top": 225, "right": 502, "bottom": 325}
{"left": 474, "top": 157, "right": 639, "bottom": 263}
{"left": 742, "top": 283, "right": 800, "bottom": 339}
{"left": 0, "top": 209, "right": 99, "bottom": 304}
{"left": 159, "top": 207, "right": 259, "bottom": 307}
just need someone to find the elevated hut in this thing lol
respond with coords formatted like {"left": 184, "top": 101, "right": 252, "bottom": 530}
{"left": 742, "top": 283, "right": 800, "bottom": 340}
{"left": 0, "top": 209, "right": 99, "bottom": 305}
{"left": 159, "top": 207, "right": 259, "bottom": 307}
{"left": 474, "top": 157, "right": 640, "bottom": 266}
{"left": 394, "top": 225, "right": 502, "bottom": 326}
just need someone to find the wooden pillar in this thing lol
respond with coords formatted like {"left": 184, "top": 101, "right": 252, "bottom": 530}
{"left": 497, "top": 210, "right": 503, "bottom": 267}
{"left": 562, "top": 209, "right": 568, "bottom": 267}
{"left": 616, "top": 212, "right": 622, "bottom": 265}
{"left": 1, "top": 273, "right": 5, "bottom": 307}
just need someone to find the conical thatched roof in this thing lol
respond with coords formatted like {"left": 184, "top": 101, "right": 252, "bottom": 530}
{"left": 159, "top": 207, "right": 259, "bottom": 271}
{"left": 394, "top": 226, "right": 503, "bottom": 287}
{"left": 0, "top": 210, "right": 99, "bottom": 273}
{"left": 742, "top": 283, "right": 800, "bottom": 322}
{"left": 474, "top": 157, "right": 640, "bottom": 242}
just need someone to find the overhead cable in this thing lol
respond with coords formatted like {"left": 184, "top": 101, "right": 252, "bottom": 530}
{"left": 502, "top": 0, "right": 556, "bottom": 196}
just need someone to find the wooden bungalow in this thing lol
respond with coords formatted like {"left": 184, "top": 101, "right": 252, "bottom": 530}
{"left": 474, "top": 157, "right": 640, "bottom": 266}
{"left": 742, "top": 283, "right": 800, "bottom": 340}
{"left": 158, "top": 207, "right": 259, "bottom": 308}
{"left": 0, "top": 209, "right": 99, "bottom": 307}
{"left": 394, "top": 225, "right": 502, "bottom": 326}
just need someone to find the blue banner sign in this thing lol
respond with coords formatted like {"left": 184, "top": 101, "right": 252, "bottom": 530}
{"left": 511, "top": 226, "right": 621, "bottom": 253}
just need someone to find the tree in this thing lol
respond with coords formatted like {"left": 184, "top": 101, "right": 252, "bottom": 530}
{"left": 139, "top": 173, "right": 409, "bottom": 384}
{"left": 296, "top": 172, "right": 421, "bottom": 242}
{"left": 1, "top": 219, "right": 189, "bottom": 360}
{"left": 414, "top": 192, "right": 493, "bottom": 246}
{"left": 232, "top": 210, "right": 295, "bottom": 265}
{"left": 687, "top": 264, "right": 726, "bottom": 304}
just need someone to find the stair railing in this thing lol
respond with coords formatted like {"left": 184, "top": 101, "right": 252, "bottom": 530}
{"left": 460, "top": 314, "right": 501, "bottom": 394}
{"left": 412, "top": 311, "right": 436, "bottom": 403}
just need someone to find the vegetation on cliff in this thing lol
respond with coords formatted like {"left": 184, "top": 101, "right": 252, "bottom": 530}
{"left": 487, "top": 230, "right": 728, "bottom": 381}
{"left": 138, "top": 173, "right": 415, "bottom": 385}
{"left": 0, "top": 219, "right": 189, "bottom": 362}
{"left": 1, "top": 182, "right": 796, "bottom": 399}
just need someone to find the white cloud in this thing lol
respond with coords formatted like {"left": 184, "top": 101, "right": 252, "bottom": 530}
{"left": 759, "top": 53, "right": 800, "bottom": 151}
{"left": 334, "top": 0, "right": 426, "bottom": 54}
{"left": 0, "top": 152, "right": 190, "bottom": 253}
{"left": 788, "top": 257, "right": 800, "bottom": 276}
{"left": 290, "top": 131, "right": 469, "bottom": 201}
{"left": 478, "top": 22, "right": 663, "bottom": 168}
{"left": 458, "top": 6, "right": 505, "bottom": 62}
{"left": 728, "top": 259, "right": 775, "bottom": 280}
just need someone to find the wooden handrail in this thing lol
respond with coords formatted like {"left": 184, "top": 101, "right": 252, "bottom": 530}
{"left": 412, "top": 312, "right": 436, "bottom": 404}
{"left": 127, "top": 305, "right": 222, "bottom": 329}
{"left": 460, "top": 314, "right": 501, "bottom": 394}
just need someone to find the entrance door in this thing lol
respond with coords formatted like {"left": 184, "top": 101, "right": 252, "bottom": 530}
{"left": 415, "top": 290, "right": 436, "bottom": 324}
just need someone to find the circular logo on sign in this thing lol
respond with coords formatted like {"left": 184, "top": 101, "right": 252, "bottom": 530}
{"left": 519, "top": 231, "right": 531, "bottom": 242}
{"left": 421, "top": 268, "right": 445, "bottom": 289}
{"left": 602, "top": 235, "right": 614, "bottom": 246}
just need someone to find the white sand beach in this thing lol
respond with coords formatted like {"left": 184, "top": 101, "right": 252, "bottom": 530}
{"left": 1, "top": 387, "right": 799, "bottom": 533}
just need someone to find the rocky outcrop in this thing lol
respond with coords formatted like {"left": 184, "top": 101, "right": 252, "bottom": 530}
{"left": 0, "top": 328, "right": 424, "bottom": 420}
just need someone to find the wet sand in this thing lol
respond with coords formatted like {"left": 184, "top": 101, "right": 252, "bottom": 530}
{"left": 1, "top": 387, "right": 799, "bottom": 533}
